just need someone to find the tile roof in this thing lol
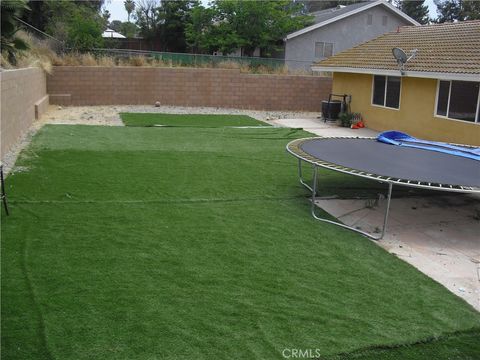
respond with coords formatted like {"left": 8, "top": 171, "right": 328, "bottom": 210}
{"left": 314, "top": 21, "right": 480, "bottom": 76}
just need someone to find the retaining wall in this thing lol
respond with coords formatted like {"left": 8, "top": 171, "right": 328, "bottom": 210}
{"left": 1, "top": 68, "right": 48, "bottom": 158}
{"left": 47, "top": 66, "right": 331, "bottom": 111}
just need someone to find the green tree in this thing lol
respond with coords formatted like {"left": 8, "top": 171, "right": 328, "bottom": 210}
{"left": 120, "top": 21, "right": 138, "bottom": 38}
{"left": 300, "top": 0, "right": 365, "bottom": 13}
{"left": 434, "top": 0, "right": 480, "bottom": 22}
{"left": 434, "top": 0, "right": 462, "bottom": 22}
{"left": 67, "top": 12, "right": 104, "bottom": 50}
{"left": 185, "top": 5, "right": 216, "bottom": 52}
{"left": 158, "top": 0, "right": 199, "bottom": 52}
{"left": 462, "top": 0, "right": 480, "bottom": 20}
{"left": 109, "top": 20, "right": 123, "bottom": 32}
{"left": 1, "top": 0, "right": 30, "bottom": 64}
{"left": 22, "top": 0, "right": 104, "bottom": 31}
{"left": 135, "top": 0, "right": 198, "bottom": 52}
{"left": 124, "top": 0, "right": 135, "bottom": 22}
{"left": 134, "top": 0, "right": 161, "bottom": 39}
{"left": 188, "top": 0, "right": 312, "bottom": 56}
{"left": 397, "top": 0, "right": 429, "bottom": 24}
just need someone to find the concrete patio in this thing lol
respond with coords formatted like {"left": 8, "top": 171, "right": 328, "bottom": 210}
{"left": 271, "top": 116, "right": 480, "bottom": 311}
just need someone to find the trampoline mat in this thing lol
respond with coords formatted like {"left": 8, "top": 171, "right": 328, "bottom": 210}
{"left": 299, "top": 138, "right": 480, "bottom": 188}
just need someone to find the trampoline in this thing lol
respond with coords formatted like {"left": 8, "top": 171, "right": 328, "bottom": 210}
{"left": 287, "top": 136, "right": 480, "bottom": 240}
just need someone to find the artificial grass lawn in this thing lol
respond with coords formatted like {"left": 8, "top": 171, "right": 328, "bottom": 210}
{"left": 2, "top": 117, "right": 480, "bottom": 359}
{"left": 121, "top": 112, "right": 268, "bottom": 127}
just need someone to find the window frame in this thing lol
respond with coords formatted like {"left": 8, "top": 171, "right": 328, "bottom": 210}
{"left": 434, "top": 79, "right": 480, "bottom": 124}
{"left": 371, "top": 75, "right": 402, "bottom": 110}
{"left": 367, "top": 13, "right": 373, "bottom": 25}
{"left": 314, "top": 41, "right": 334, "bottom": 59}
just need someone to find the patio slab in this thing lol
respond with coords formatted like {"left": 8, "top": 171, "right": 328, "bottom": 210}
{"left": 277, "top": 116, "right": 480, "bottom": 311}
{"left": 270, "top": 117, "right": 378, "bottom": 137}
{"left": 315, "top": 195, "right": 480, "bottom": 311}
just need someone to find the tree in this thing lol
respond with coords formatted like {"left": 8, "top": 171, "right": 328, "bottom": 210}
{"left": 396, "top": 0, "right": 429, "bottom": 24}
{"left": 102, "top": 8, "right": 111, "bottom": 27}
{"left": 134, "top": 0, "right": 161, "bottom": 39}
{"left": 434, "top": 0, "right": 462, "bottom": 22}
{"left": 434, "top": 0, "right": 480, "bottom": 22}
{"left": 300, "top": 0, "right": 365, "bottom": 13}
{"left": 67, "top": 12, "right": 104, "bottom": 50}
{"left": 1, "top": 0, "right": 30, "bottom": 65}
{"left": 185, "top": 5, "right": 215, "bottom": 52}
{"left": 109, "top": 20, "right": 123, "bottom": 32}
{"left": 22, "top": 0, "right": 104, "bottom": 31}
{"left": 124, "top": 0, "right": 135, "bottom": 22}
{"left": 186, "top": 0, "right": 313, "bottom": 56}
{"left": 158, "top": 0, "right": 199, "bottom": 52}
{"left": 462, "top": 1, "right": 480, "bottom": 20}
{"left": 135, "top": 0, "right": 198, "bottom": 51}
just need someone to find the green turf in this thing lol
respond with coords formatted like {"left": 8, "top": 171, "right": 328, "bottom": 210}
{"left": 2, "top": 118, "right": 480, "bottom": 359}
{"left": 120, "top": 112, "right": 268, "bottom": 127}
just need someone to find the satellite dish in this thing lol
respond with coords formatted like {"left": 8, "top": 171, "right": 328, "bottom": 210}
{"left": 392, "top": 48, "right": 407, "bottom": 64}
{"left": 392, "top": 47, "right": 417, "bottom": 75}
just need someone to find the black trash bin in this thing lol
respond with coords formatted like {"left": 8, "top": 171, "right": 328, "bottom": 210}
{"left": 321, "top": 100, "right": 342, "bottom": 121}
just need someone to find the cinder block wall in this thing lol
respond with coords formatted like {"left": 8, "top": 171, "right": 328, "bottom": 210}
{"left": 47, "top": 66, "right": 332, "bottom": 111}
{"left": 1, "top": 68, "right": 48, "bottom": 159}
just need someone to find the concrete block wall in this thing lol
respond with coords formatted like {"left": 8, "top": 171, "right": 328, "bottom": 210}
{"left": 1, "top": 68, "right": 48, "bottom": 159}
{"left": 47, "top": 66, "right": 332, "bottom": 111}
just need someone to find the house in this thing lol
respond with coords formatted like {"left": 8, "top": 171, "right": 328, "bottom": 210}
{"left": 284, "top": 0, "right": 419, "bottom": 70}
{"left": 102, "top": 28, "right": 126, "bottom": 39}
{"left": 312, "top": 21, "right": 480, "bottom": 146}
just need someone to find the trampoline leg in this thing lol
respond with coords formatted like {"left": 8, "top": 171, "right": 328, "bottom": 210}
{"left": 310, "top": 165, "right": 393, "bottom": 241}
{"left": 1, "top": 164, "right": 9, "bottom": 216}
{"left": 298, "top": 159, "right": 316, "bottom": 194}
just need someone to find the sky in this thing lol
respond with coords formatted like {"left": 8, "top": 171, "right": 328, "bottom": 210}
{"left": 104, "top": 0, "right": 438, "bottom": 23}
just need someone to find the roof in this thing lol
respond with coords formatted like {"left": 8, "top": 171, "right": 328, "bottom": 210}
{"left": 312, "top": 21, "right": 480, "bottom": 81}
{"left": 102, "top": 28, "right": 126, "bottom": 39}
{"left": 286, "top": 0, "right": 419, "bottom": 40}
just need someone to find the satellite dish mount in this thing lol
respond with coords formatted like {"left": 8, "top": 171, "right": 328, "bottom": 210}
{"left": 392, "top": 47, "right": 417, "bottom": 75}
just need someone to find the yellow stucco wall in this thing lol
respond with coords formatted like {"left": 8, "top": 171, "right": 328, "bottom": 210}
{"left": 332, "top": 72, "right": 480, "bottom": 146}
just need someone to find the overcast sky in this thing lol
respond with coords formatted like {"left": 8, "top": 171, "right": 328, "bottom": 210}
{"left": 104, "top": 0, "right": 438, "bottom": 23}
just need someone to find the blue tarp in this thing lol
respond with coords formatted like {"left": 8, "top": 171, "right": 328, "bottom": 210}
{"left": 376, "top": 131, "right": 480, "bottom": 161}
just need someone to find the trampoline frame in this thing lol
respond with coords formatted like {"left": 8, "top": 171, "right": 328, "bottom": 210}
{"left": 287, "top": 136, "right": 480, "bottom": 240}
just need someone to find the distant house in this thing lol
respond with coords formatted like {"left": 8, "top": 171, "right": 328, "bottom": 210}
{"left": 284, "top": 0, "right": 419, "bottom": 70}
{"left": 102, "top": 28, "right": 126, "bottom": 39}
{"left": 312, "top": 21, "right": 480, "bottom": 146}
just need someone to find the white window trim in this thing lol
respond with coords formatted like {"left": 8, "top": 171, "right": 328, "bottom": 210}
{"left": 367, "top": 13, "right": 373, "bottom": 26}
{"left": 314, "top": 41, "right": 334, "bottom": 59}
{"left": 371, "top": 75, "right": 401, "bottom": 111}
{"left": 434, "top": 79, "right": 480, "bottom": 124}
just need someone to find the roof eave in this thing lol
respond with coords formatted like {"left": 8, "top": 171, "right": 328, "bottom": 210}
{"left": 311, "top": 66, "right": 480, "bottom": 81}
{"left": 285, "top": 0, "right": 419, "bottom": 40}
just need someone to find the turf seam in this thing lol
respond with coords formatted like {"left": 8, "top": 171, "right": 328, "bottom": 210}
{"left": 20, "top": 229, "right": 55, "bottom": 360}
{"left": 10, "top": 195, "right": 309, "bottom": 205}
{"left": 324, "top": 327, "right": 480, "bottom": 359}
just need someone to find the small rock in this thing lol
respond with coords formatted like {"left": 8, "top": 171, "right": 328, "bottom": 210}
{"left": 458, "top": 287, "right": 466, "bottom": 292}
{"left": 154, "top": 101, "right": 161, "bottom": 107}
{"left": 58, "top": 106, "right": 63, "bottom": 110}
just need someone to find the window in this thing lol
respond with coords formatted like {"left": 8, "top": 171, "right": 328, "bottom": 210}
{"left": 314, "top": 42, "right": 334, "bottom": 58}
{"left": 436, "top": 80, "right": 480, "bottom": 123}
{"left": 382, "top": 15, "right": 388, "bottom": 26}
{"left": 367, "top": 13, "right": 373, "bottom": 25}
{"left": 372, "top": 75, "right": 401, "bottom": 109}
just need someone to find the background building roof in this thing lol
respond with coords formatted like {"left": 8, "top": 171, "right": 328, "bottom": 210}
{"left": 286, "top": 0, "right": 419, "bottom": 40}
{"left": 313, "top": 20, "right": 480, "bottom": 78}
